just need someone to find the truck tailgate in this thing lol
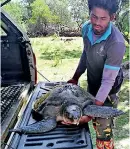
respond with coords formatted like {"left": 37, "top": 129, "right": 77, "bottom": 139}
{"left": 1, "top": 83, "right": 32, "bottom": 147}
{"left": 6, "top": 82, "right": 93, "bottom": 149}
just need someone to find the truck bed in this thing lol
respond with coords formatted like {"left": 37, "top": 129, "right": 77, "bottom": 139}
{"left": 5, "top": 82, "right": 93, "bottom": 149}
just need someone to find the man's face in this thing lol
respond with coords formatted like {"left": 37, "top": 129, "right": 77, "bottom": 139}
{"left": 90, "top": 7, "right": 114, "bottom": 35}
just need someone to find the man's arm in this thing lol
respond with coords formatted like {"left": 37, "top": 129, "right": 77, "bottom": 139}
{"left": 95, "top": 42, "right": 126, "bottom": 104}
{"left": 68, "top": 48, "right": 87, "bottom": 84}
{"left": 68, "top": 22, "right": 89, "bottom": 85}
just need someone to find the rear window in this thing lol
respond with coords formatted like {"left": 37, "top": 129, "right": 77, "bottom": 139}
{"left": 0, "top": 26, "right": 7, "bottom": 36}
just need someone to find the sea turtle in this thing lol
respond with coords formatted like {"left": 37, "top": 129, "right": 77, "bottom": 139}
{"left": 10, "top": 84, "right": 124, "bottom": 134}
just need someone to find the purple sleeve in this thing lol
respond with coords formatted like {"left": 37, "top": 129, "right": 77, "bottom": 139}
{"left": 105, "top": 42, "right": 126, "bottom": 67}
{"left": 95, "top": 68, "right": 119, "bottom": 103}
{"left": 96, "top": 42, "right": 126, "bottom": 103}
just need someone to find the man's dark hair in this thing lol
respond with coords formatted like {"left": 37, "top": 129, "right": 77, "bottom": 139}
{"left": 88, "top": 0, "right": 119, "bottom": 15}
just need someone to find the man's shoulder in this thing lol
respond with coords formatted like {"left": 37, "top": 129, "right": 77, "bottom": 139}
{"left": 81, "top": 21, "right": 90, "bottom": 29}
{"left": 106, "top": 24, "right": 126, "bottom": 54}
{"left": 81, "top": 21, "right": 91, "bottom": 38}
{"left": 110, "top": 23, "right": 125, "bottom": 43}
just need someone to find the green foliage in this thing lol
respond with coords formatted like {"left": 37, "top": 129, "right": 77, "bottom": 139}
{"left": 2, "top": 1, "right": 27, "bottom": 31}
{"left": 123, "top": 47, "right": 129, "bottom": 62}
{"left": 40, "top": 42, "right": 81, "bottom": 66}
{"left": 38, "top": 40, "right": 82, "bottom": 60}
{"left": 30, "top": 37, "right": 82, "bottom": 67}
{"left": 29, "top": 0, "right": 54, "bottom": 24}
{"left": 117, "top": 10, "right": 129, "bottom": 33}
{"left": 68, "top": 0, "right": 89, "bottom": 27}
{"left": 51, "top": 33, "right": 60, "bottom": 40}
{"left": 51, "top": 49, "right": 63, "bottom": 67}
{"left": 116, "top": 0, "right": 129, "bottom": 43}
{"left": 123, "top": 31, "right": 129, "bottom": 62}
{"left": 46, "top": 0, "right": 71, "bottom": 25}
{"left": 114, "top": 80, "right": 129, "bottom": 149}
{"left": 2, "top": 0, "right": 129, "bottom": 38}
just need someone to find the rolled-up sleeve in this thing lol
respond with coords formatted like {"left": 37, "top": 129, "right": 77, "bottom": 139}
{"left": 96, "top": 42, "right": 126, "bottom": 103}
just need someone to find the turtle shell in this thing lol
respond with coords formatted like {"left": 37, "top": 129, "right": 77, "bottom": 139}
{"left": 32, "top": 84, "right": 95, "bottom": 118}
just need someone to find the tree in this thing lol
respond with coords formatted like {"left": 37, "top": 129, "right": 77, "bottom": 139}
{"left": 29, "top": 0, "right": 55, "bottom": 33}
{"left": 46, "top": 0, "right": 72, "bottom": 30}
{"left": 68, "top": 0, "right": 89, "bottom": 29}
{"left": 116, "top": 0, "right": 129, "bottom": 43}
{"left": 2, "top": 1, "right": 27, "bottom": 31}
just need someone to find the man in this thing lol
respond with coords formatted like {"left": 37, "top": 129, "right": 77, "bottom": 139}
{"left": 66, "top": 0, "right": 126, "bottom": 148}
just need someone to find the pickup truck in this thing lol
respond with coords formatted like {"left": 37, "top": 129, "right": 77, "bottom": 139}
{"left": 1, "top": 1, "right": 93, "bottom": 149}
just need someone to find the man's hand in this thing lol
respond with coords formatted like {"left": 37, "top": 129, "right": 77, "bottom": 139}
{"left": 67, "top": 72, "right": 81, "bottom": 85}
{"left": 95, "top": 99, "right": 104, "bottom": 106}
{"left": 61, "top": 121, "right": 73, "bottom": 125}
{"left": 79, "top": 100, "right": 103, "bottom": 124}
{"left": 79, "top": 116, "right": 92, "bottom": 124}
{"left": 67, "top": 79, "right": 78, "bottom": 85}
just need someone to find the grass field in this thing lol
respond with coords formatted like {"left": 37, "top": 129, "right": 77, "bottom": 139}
{"left": 30, "top": 37, "right": 129, "bottom": 149}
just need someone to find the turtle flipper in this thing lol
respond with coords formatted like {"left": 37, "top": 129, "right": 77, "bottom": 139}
{"left": 83, "top": 105, "right": 124, "bottom": 118}
{"left": 31, "top": 109, "right": 43, "bottom": 121}
{"left": 9, "top": 118, "right": 57, "bottom": 134}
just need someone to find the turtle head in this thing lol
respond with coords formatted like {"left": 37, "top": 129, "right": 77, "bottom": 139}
{"left": 62, "top": 104, "right": 82, "bottom": 125}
